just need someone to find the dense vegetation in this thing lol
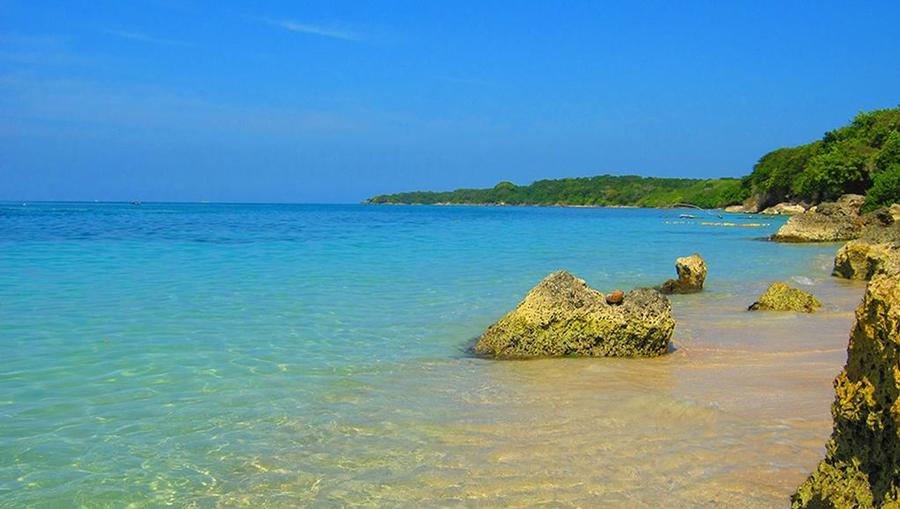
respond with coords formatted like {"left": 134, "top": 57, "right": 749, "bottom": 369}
{"left": 369, "top": 107, "right": 900, "bottom": 210}
{"left": 367, "top": 176, "right": 748, "bottom": 208}
{"left": 745, "top": 107, "right": 900, "bottom": 211}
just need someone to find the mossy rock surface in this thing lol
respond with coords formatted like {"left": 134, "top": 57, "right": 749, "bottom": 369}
{"left": 749, "top": 282, "right": 822, "bottom": 313}
{"left": 474, "top": 270, "right": 675, "bottom": 358}
{"left": 833, "top": 240, "right": 900, "bottom": 280}
{"left": 792, "top": 268, "right": 900, "bottom": 508}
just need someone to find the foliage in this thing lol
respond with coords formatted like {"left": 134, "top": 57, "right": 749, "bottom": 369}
{"left": 368, "top": 107, "right": 900, "bottom": 209}
{"left": 367, "top": 175, "right": 749, "bottom": 208}
{"left": 864, "top": 164, "right": 900, "bottom": 212}
{"left": 745, "top": 107, "right": 900, "bottom": 204}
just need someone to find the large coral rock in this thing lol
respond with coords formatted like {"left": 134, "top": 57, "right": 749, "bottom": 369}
{"left": 474, "top": 271, "right": 675, "bottom": 358}
{"left": 833, "top": 240, "right": 900, "bottom": 280}
{"left": 791, "top": 269, "right": 900, "bottom": 508}
{"left": 748, "top": 282, "right": 822, "bottom": 313}
{"left": 760, "top": 202, "right": 807, "bottom": 215}
{"left": 772, "top": 195, "right": 867, "bottom": 243}
{"left": 661, "top": 253, "right": 708, "bottom": 294}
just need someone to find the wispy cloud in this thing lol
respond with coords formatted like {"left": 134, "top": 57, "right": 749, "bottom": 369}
{"left": 105, "top": 29, "right": 191, "bottom": 47}
{"left": 264, "top": 18, "right": 361, "bottom": 42}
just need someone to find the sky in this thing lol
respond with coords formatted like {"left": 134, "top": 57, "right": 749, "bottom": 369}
{"left": 1, "top": 1, "right": 899, "bottom": 203}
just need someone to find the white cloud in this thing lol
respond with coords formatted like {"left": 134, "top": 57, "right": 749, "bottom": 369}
{"left": 264, "top": 18, "right": 361, "bottom": 42}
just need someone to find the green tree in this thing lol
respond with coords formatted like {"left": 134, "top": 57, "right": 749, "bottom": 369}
{"left": 863, "top": 163, "right": 900, "bottom": 211}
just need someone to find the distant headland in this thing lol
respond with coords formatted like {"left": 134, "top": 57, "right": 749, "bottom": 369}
{"left": 367, "top": 107, "right": 900, "bottom": 212}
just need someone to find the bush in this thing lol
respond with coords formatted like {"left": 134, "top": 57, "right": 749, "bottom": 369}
{"left": 864, "top": 163, "right": 900, "bottom": 211}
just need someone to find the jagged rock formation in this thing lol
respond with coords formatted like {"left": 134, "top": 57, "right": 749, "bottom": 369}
{"left": 792, "top": 267, "right": 900, "bottom": 508}
{"left": 474, "top": 271, "right": 675, "bottom": 358}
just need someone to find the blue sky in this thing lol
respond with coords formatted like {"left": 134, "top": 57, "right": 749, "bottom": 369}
{"left": 2, "top": 1, "right": 899, "bottom": 203}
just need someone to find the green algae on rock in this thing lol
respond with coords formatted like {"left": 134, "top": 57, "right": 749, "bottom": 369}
{"left": 791, "top": 269, "right": 900, "bottom": 509}
{"left": 833, "top": 240, "right": 900, "bottom": 280}
{"left": 748, "top": 282, "right": 822, "bottom": 313}
{"left": 661, "top": 253, "right": 708, "bottom": 294}
{"left": 474, "top": 270, "right": 674, "bottom": 358}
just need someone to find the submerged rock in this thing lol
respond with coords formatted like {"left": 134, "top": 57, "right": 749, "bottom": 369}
{"left": 772, "top": 194, "right": 866, "bottom": 243}
{"left": 724, "top": 204, "right": 747, "bottom": 213}
{"left": 474, "top": 271, "right": 674, "bottom": 358}
{"left": 748, "top": 282, "right": 821, "bottom": 313}
{"left": 661, "top": 253, "right": 707, "bottom": 294}
{"left": 791, "top": 268, "right": 900, "bottom": 508}
{"left": 833, "top": 240, "right": 900, "bottom": 280}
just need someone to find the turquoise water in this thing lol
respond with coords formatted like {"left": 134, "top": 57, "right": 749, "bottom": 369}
{"left": 0, "top": 203, "right": 861, "bottom": 508}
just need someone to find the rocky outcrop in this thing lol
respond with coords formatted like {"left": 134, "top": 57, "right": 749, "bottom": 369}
{"left": 760, "top": 202, "right": 807, "bottom": 215}
{"left": 791, "top": 268, "right": 900, "bottom": 508}
{"left": 818, "top": 194, "right": 866, "bottom": 217}
{"left": 772, "top": 195, "right": 867, "bottom": 242}
{"left": 661, "top": 253, "right": 708, "bottom": 294}
{"left": 748, "top": 282, "right": 822, "bottom": 313}
{"left": 860, "top": 221, "right": 900, "bottom": 244}
{"left": 891, "top": 204, "right": 900, "bottom": 222}
{"left": 724, "top": 204, "right": 747, "bottom": 213}
{"left": 833, "top": 240, "right": 900, "bottom": 280}
{"left": 474, "top": 271, "right": 675, "bottom": 358}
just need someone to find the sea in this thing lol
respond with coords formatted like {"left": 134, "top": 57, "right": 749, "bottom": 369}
{"left": 0, "top": 202, "right": 867, "bottom": 508}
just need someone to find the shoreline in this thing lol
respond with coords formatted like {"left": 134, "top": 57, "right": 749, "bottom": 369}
{"left": 363, "top": 201, "right": 725, "bottom": 210}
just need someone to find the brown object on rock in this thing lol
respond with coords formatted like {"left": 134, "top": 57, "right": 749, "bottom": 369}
{"left": 606, "top": 290, "right": 625, "bottom": 305}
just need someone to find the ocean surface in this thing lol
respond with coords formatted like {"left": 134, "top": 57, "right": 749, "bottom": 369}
{"left": 0, "top": 203, "right": 866, "bottom": 508}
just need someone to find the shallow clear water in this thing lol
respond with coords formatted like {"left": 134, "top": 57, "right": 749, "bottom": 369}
{"left": 0, "top": 203, "right": 864, "bottom": 508}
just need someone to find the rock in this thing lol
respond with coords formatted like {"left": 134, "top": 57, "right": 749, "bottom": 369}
{"left": 724, "top": 204, "right": 746, "bottom": 213}
{"left": 474, "top": 271, "right": 675, "bottom": 358}
{"left": 742, "top": 194, "right": 765, "bottom": 213}
{"left": 891, "top": 204, "right": 900, "bottom": 222}
{"left": 864, "top": 207, "right": 895, "bottom": 227}
{"left": 860, "top": 220, "right": 900, "bottom": 244}
{"left": 772, "top": 195, "right": 869, "bottom": 242}
{"left": 661, "top": 253, "right": 708, "bottom": 294}
{"left": 791, "top": 268, "right": 900, "bottom": 508}
{"left": 606, "top": 290, "right": 624, "bottom": 305}
{"left": 760, "top": 202, "right": 807, "bottom": 215}
{"left": 748, "top": 282, "right": 822, "bottom": 313}
{"left": 833, "top": 240, "right": 900, "bottom": 280}
{"left": 771, "top": 212, "right": 863, "bottom": 242}
{"left": 812, "top": 193, "right": 865, "bottom": 218}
